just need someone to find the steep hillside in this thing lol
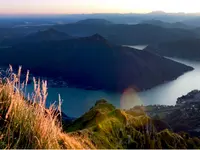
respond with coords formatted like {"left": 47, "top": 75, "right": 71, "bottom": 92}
{"left": 1, "top": 68, "right": 200, "bottom": 149}
{"left": 76, "top": 19, "right": 113, "bottom": 25}
{"left": 0, "top": 22, "right": 197, "bottom": 46}
{"left": 140, "top": 19, "right": 191, "bottom": 29}
{"left": 65, "top": 100, "right": 200, "bottom": 149}
{"left": 0, "top": 28, "right": 73, "bottom": 46}
{"left": 183, "top": 17, "right": 200, "bottom": 27}
{"left": 144, "top": 38, "right": 200, "bottom": 60}
{"left": 0, "top": 34, "right": 193, "bottom": 92}
{"left": 53, "top": 23, "right": 197, "bottom": 45}
{"left": 0, "top": 67, "right": 94, "bottom": 149}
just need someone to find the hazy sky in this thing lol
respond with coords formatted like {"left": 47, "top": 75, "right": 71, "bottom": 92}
{"left": 0, "top": 0, "right": 200, "bottom": 14}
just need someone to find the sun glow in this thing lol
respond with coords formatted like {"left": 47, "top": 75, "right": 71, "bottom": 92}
{"left": 0, "top": 0, "right": 200, "bottom": 14}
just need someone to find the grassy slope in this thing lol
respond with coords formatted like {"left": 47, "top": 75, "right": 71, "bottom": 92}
{"left": 66, "top": 100, "right": 200, "bottom": 149}
{"left": 0, "top": 67, "right": 94, "bottom": 149}
{"left": 0, "top": 67, "right": 200, "bottom": 149}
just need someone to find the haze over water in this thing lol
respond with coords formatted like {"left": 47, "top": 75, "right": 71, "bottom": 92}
{"left": 26, "top": 56, "right": 200, "bottom": 117}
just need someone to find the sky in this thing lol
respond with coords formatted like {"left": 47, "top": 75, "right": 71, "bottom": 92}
{"left": 0, "top": 0, "right": 200, "bottom": 15}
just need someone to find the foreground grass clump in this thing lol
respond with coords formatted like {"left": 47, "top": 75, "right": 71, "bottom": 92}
{"left": 0, "top": 66, "right": 94, "bottom": 149}
{"left": 1, "top": 66, "right": 200, "bottom": 149}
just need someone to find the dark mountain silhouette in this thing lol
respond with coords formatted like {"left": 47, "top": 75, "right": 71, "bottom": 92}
{"left": 144, "top": 38, "right": 200, "bottom": 60}
{"left": 192, "top": 27, "right": 200, "bottom": 36}
{"left": 182, "top": 17, "right": 200, "bottom": 27}
{"left": 0, "top": 28, "right": 73, "bottom": 46}
{"left": 0, "top": 34, "right": 193, "bottom": 92}
{"left": 140, "top": 19, "right": 191, "bottom": 29}
{"left": 0, "top": 27, "right": 28, "bottom": 42}
{"left": 83, "top": 33, "right": 107, "bottom": 41}
{"left": 25, "top": 28, "right": 72, "bottom": 41}
{"left": 75, "top": 19, "right": 113, "bottom": 25}
{"left": 0, "top": 22, "right": 198, "bottom": 46}
{"left": 53, "top": 23, "right": 197, "bottom": 45}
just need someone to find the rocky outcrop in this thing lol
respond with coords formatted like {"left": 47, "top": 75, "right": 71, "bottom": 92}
{"left": 164, "top": 90, "right": 200, "bottom": 137}
{"left": 177, "top": 90, "right": 200, "bottom": 106}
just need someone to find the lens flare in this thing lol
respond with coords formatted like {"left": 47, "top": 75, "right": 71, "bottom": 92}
{"left": 120, "top": 88, "right": 143, "bottom": 110}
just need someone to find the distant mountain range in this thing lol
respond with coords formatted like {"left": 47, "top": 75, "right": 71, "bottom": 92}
{"left": 75, "top": 19, "right": 113, "bottom": 25}
{"left": 144, "top": 38, "right": 200, "bottom": 60}
{"left": 140, "top": 19, "right": 192, "bottom": 29}
{"left": 0, "top": 33, "right": 193, "bottom": 92}
{"left": 2, "top": 12, "right": 200, "bottom": 27}
{"left": 52, "top": 20, "right": 197, "bottom": 45}
{"left": 0, "top": 28, "right": 73, "bottom": 46}
{"left": 0, "top": 18, "right": 199, "bottom": 46}
{"left": 182, "top": 17, "right": 200, "bottom": 27}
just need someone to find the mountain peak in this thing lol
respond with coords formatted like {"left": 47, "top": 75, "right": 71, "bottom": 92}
{"left": 95, "top": 99, "right": 109, "bottom": 106}
{"left": 92, "top": 33, "right": 104, "bottom": 39}
{"left": 90, "top": 33, "right": 106, "bottom": 40}
{"left": 30, "top": 28, "right": 72, "bottom": 40}
{"left": 14, "top": 28, "right": 72, "bottom": 44}
{"left": 149, "top": 11, "right": 166, "bottom": 15}
{"left": 38, "top": 28, "right": 62, "bottom": 34}
{"left": 45, "top": 28, "right": 57, "bottom": 32}
{"left": 76, "top": 19, "right": 113, "bottom": 25}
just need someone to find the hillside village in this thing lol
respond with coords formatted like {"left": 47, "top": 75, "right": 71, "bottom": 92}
{"left": 129, "top": 90, "right": 200, "bottom": 137}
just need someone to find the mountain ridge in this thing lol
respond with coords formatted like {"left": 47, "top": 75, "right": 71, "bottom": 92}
{"left": 0, "top": 34, "right": 193, "bottom": 92}
{"left": 75, "top": 18, "right": 113, "bottom": 25}
{"left": 140, "top": 19, "right": 191, "bottom": 29}
{"left": 144, "top": 38, "right": 200, "bottom": 60}
{"left": 53, "top": 23, "right": 197, "bottom": 45}
{"left": 0, "top": 28, "right": 73, "bottom": 46}
{"left": 65, "top": 99, "right": 200, "bottom": 149}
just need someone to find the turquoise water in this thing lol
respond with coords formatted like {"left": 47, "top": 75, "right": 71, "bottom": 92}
{"left": 26, "top": 58, "right": 200, "bottom": 117}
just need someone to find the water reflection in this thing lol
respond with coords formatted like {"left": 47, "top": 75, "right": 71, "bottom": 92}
{"left": 123, "top": 45, "right": 148, "bottom": 50}
{"left": 26, "top": 58, "right": 200, "bottom": 117}
{"left": 138, "top": 58, "right": 200, "bottom": 106}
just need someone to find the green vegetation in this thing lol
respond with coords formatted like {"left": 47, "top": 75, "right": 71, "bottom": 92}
{"left": 0, "top": 66, "right": 94, "bottom": 149}
{"left": 0, "top": 66, "right": 200, "bottom": 149}
{"left": 66, "top": 100, "right": 200, "bottom": 149}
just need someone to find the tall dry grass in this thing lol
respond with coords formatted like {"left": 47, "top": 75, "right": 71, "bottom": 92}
{"left": 0, "top": 66, "right": 95, "bottom": 149}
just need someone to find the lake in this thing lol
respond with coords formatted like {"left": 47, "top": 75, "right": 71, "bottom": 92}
{"left": 123, "top": 45, "right": 148, "bottom": 50}
{"left": 26, "top": 57, "right": 200, "bottom": 117}
{"left": 24, "top": 44, "right": 200, "bottom": 117}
